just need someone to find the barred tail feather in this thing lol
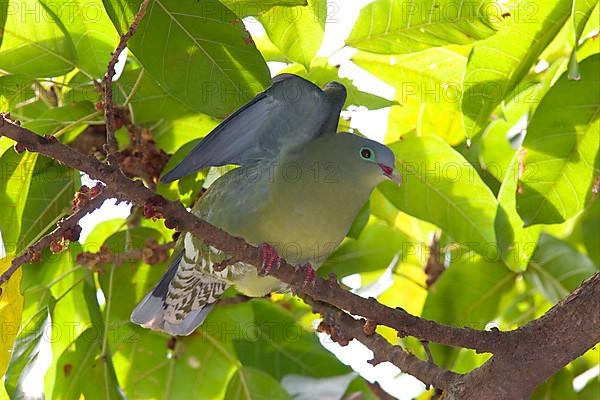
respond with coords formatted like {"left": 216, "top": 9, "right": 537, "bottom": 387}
{"left": 130, "top": 253, "right": 227, "bottom": 336}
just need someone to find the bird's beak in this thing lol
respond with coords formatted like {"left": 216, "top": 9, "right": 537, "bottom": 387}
{"left": 379, "top": 164, "right": 402, "bottom": 184}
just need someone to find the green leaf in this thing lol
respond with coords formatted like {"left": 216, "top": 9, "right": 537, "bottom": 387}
{"left": 152, "top": 114, "right": 220, "bottom": 153}
{"left": 479, "top": 59, "right": 567, "bottom": 182}
{"left": 0, "top": 257, "right": 23, "bottom": 387}
{"left": 259, "top": 0, "right": 325, "bottom": 69}
{"left": 114, "top": 68, "right": 193, "bottom": 123}
{"left": 379, "top": 134, "right": 498, "bottom": 255}
{"left": 567, "top": 0, "right": 599, "bottom": 79}
{"left": 524, "top": 234, "right": 598, "bottom": 304}
{"left": 422, "top": 252, "right": 514, "bottom": 368}
{"left": 4, "top": 287, "right": 55, "bottom": 397}
{"left": 0, "top": 75, "right": 36, "bottom": 112}
{"left": 234, "top": 300, "right": 349, "bottom": 379}
{"left": 20, "top": 101, "right": 96, "bottom": 136}
{"left": 221, "top": 0, "right": 307, "bottom": 17}
{"left": 104, "top": 0, "right": 270, "bottom": 118}
{"left": 353, "top": 47, "right": 468, "bottom": 145}
{"left": 0, "top": 151, "right": 38, "bottom": 253}
{"left": 97, "top": 227, "right": 171, "bottom": 324}
{"left": 225, "top": 366, "right": 292, "bottom": 400}
{"left": 112, "top": 303, "right": 251, "bottom": 398}
{"left": 517, "top": 55, "right": 600, "bottom": 226}
{"left": 281, "top": 59, "right": 395, "bottom": 110}
{"left": 320, "top": 219, "right": 411, "bottom": 278}
{"left": 346, "top": 0, "right": 497, "bottom": 54}
{"left": 48, "top": 0, "right": 119, "bottom": 78}
{"left": 0, "top": 0, "right": 7, "bottom": 47}
{"left": 495, "top": 152, "right": 541, "bottom": 272}
{"left": 462, "top": 0, "right": 572, "bottom": 137}
{"left": 0, "top": 0, "right": 76, "bottom": 77}
{"left": 581, "top": 199, "right": 600, "bottom": 266}
{"left": 531, "top": 368, "right": 577, "bottom": 399}
{"left": 19, "top": 158, "right": 80, "bottom": 250}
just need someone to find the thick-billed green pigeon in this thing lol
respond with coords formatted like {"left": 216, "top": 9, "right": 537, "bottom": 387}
{"left": 131, "top": 74, "right": 401, "bottom": 335}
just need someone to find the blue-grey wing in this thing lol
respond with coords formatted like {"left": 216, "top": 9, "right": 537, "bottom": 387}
{"left": 161, "top": 74, "right": 346, "bottom": 183}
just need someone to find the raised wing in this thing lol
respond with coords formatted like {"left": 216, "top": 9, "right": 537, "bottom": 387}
{"left": 160, "top": 74, "right": 346, "bottom": 183}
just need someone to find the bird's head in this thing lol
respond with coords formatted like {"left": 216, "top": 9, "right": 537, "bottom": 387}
{"left": 355, "top": 139, "right": 402, "bottom": 184}
{"left": 328, "top": 134, "right": 401, "bottom": 186}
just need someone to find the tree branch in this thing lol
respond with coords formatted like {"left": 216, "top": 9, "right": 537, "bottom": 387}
{"left": 102, "top": 0, "right": 150, "bottom": 161}
{"left": 446, "top": 272, "right": 600, "bottom": 399}
{"left": 304, "top": 295, "right": 462, "bottom": 391}
{"left": 0, "top": 185, "right": 112, "bottom": 285}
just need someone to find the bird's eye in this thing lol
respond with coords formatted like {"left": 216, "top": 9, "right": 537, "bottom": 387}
{"left": 360, "top": 147, "right": 374, "bottom": 161}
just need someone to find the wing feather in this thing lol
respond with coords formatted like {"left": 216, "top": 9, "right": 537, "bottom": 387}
{"left": 161, "top": 74, "right": 346, "bottom": 183}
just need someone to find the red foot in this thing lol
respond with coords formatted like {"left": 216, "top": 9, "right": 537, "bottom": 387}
{"left": 297, "top": 263, "right": 316, "bottom": 287}
{"left": 259, "top": 243, "right": 281, "bottom": 275}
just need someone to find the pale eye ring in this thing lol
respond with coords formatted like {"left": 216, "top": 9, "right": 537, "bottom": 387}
{"left": 360, "top": 147, "right": 374, "bottom": 160}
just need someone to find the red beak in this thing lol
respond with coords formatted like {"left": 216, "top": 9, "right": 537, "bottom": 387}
{"left": 378, "top": 163, "right": 402, "bottom": 184}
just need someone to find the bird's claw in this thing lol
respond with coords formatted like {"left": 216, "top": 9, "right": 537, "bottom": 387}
{"left": 295, "top": 263, "right": 316, "bottom": 288}
{"left": 258, "top": 243, "right": 280, "bottom": 276}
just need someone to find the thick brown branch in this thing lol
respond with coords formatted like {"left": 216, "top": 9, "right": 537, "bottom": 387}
{"left": 103, "top": 0, "right": 150, "bottom": 161}
{"left": 0, "top": 187, "right": 111, "bottom": 285}
{"left": 0, "top": 115, "right": 507, "bottom": 356}
{"left": 447, "top": 272, "right": 600, "bottom": 399}
{"left": 306, "top": 295, "right": 462, "bottom": 391}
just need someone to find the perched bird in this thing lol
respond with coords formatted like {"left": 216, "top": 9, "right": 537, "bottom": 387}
{"left": 131, "top": 74, "right": 401, "bottom": 335}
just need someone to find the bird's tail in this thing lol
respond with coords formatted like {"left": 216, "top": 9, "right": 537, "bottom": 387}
{"left": 130, "top": 252, "right": 229, "bottom": 336}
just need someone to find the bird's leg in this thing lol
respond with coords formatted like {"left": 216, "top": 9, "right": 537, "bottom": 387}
{"left": 295, "top": 263, "right": 316, "bottom": 288}
{"left": 258, "top": 243, "right": 281, "bottom": 276}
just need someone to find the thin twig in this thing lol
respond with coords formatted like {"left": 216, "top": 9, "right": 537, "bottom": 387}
{"left": 103, "top": 0, "right": 150, "bottom": 162}
{"left": 0, "top": 186, "right": 112, "bottom": 285}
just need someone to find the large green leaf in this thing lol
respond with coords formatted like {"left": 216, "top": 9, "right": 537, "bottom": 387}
{"left": 0, "top": 0, "right": 76, "bottom": 77}
{"left": 4, "top": 294, "right": 54, "bottom": 398}
{"left": 353, "top": 47, "right": 468, "bottom": 145}
{"left": 346, "top": 0, "right": 497, "bottom": 54}
{"left": 524, "top": 234, "right": 598, "bottom": 304}
{"left": 225, "top": 366, "right": 292, "bottom": 400}
{"left": 18, "top": 158, "right": 80, "bottom": 250}
{"left": 234, "top": 300, "right": 349, "bottom": 379}
{"left": 221, "top": 0, "right": 307, "bottom": 17}
{"left": 567, "top": 0, "right": 599, "bottom": 79}
{"left": 0, "top": 151, "right": 38, "bottom": 253}
{"left": 531, "top": 368, "right": 578, "bottom": 399}
{"left": 104, "top": 0, "right": 271, "bottom": 118}
{"left": 581, "top": 199, "right": 600, "bottom": 266}
{"left": 111, "top": 303, "right": 253, "bottom": 398}
{"left": 379, "top": 134, "right": 498, "bottom": 254}
{"left": 0, "top": 75, "right": 36, "bottom": 112}
{"left": 97, "top": 227, "right": 171, "bottom": 324}
{"left": 422, "top": 252, "right": 515, "bottom": 368}
{"left": 259, "top": 0, "right": 325, "bottom": 69}
{"left": 319, "top": 219, "right": 411, "bottom": 278}
{"left": 517, "top": 55, "right": 600, "bottom": 226}
{"left": 479, "top": 59, "right": 567, "bottom": 182}
{"left": 20, "top": 102, "right": 96, "bottom": 136}
{"left": 462, "top": 0, "right": 572, "bottom": 137}
{"left": 47, "top": 0, "right": 119, "bottom": 78}
{"left": 113, "top": 68, "right": 194, "bottom": 123}
{"left": 495, "top": 152, "right": 541, "bottom": 272}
